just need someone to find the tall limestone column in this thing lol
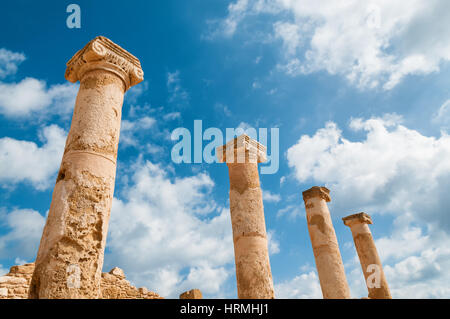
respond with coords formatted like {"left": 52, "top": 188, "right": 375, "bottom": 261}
{"left": 216, "top": 135, "right": 275, "bottom": 299}
{"left": 342, "top": 213, "right": 391, "bottom": 299}
{"left": 29, "top": 36, "right": 144, "bottom": 299}
{"left": 302, "top": 186, "right": 351, "bottom": 299}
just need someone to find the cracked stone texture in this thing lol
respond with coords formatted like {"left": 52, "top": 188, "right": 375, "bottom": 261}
{"left": 29, "top": 70, "right": 124, "bottom": 299}
{"left": 303, "top": 190, "right": 351, "bottom": 299}
{"left": 228, "top": 162, "right": 275, "bottom": 299}
{"left": 1, "top": 263, "right": 162, "bottom": 299}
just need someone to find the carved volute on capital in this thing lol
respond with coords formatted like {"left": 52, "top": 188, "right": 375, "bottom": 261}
{"left": 302, "top": 186, "right": 331, "bottom": 203}
{"left": 342, "top": 212, "right": 373, "bottom": 227}
{"left": 65, "top": 36, "right": 144, "bottom": 91}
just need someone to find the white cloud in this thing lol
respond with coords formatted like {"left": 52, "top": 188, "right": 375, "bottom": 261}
{"left": 220, "top": 0, "right": 250, "bottom": 37}
{"left": 0, "top": 48, "right": 26, "bottom": 79}
{"left": 274, "top": 21, "right": 301, "bottom": 56}
{"left": 275, "top": 270, "right": 322, "bottom": 298}
{"left": 287, "top": 114, "right": 450, "bottom": 231}
{"left": 216, "top": 0, "right": 450, "bottom": 89}
{"left": 163, "top": 112, "right": 181, "bottom": 121}
{"left": 0, "top": 208, "right": 45, "bottom": 261}
{"left": 105, "top": 160, "right": 234, "bottom": 298}
{"left": 262, "top": 189, "right": 281, "bottom": 203}
{"left": 383, "top": 243, "right": 450, "bottom": 298}
{"left": 0, "top": 77, "right": 78, "bottom": 118}
{"left": 0, "top": 125, "right": 67, "bottom": 190}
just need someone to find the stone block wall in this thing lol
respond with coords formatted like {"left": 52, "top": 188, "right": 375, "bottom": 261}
{"left": 0, "top": 263, "right": 35, "bottom": 299}
{"left": 0, "top": 263, "right": 162, "bottom": 299}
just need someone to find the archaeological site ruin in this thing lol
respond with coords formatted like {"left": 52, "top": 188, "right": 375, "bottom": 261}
{"left": 0, "top": 36, "right": 392, "bottom": 300}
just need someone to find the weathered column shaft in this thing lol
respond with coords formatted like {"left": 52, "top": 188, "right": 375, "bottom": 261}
{"left": 343, "top": 213, "right": 391, "bottom": 299}
{"left": 29, "top": 36, "right": 143, "bottom": 299}
{"left": 302, "top": 187, "right": 351, "bottom": 299}
{"left": 217, "top": 135, "right": 275, "bottom": 299}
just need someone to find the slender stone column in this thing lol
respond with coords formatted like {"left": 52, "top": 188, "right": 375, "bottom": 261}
{"left": 216, "top": 135, "right": 275, "bottom": 299}
{"left": 302, "top": 187, "right": 351, "bottom": 299}
{"left": 342, "top": 212, "right": 391, "bottom": 299}
{"left": 29, "top": 36, "right": 144, "bottom": 299}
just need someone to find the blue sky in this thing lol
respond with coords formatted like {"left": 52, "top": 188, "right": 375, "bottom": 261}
{"left": 1, "top": 0, "right": 450, "bottom": 298}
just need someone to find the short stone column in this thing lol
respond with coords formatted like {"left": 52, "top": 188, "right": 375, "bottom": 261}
{"left": 180, "top": 289, "right": 203, "bottom": 299}
{"left": 342, "top": 212, "right": 392, "bottom": 299}
{"left": 216, "top": 135, "right": 275, "bottom": 299}
{"left": 302, "top": 186, "right": 351, "bottom": 299}
{"left": 29, "top": 36, "right": 144, "bottom": 299}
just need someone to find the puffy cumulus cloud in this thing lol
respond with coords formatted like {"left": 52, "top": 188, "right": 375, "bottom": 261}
{"left": 0, "top": 208, "right": 45, "bottom": 261}
{"left": 104, "top": 160, "right": 234, "bottom": 298}
{"left": 287, "top": 114, "right": 450, "bottom": 297}
{"left": 274, "top": 270, "right": 322, "bottom": 298}
{"left": 0, "top": 77, "right": 78, "bottom": 118}
{"left": 383, "top": 244, "right": 450, "bottom": 298}
{"left": 215, "top": 0, "right": 450, "bottom": 89}
{"left": 0, "top": 48, "right": 26, "bottom": 79}
{"left": 0, "top": 47, "right": 78, "bottom": 119}
{"left": 0, "top": 125, "right": 66, "bottom": 190}
{"left": 287, "top": 114, "right": 450, "bottom": 231}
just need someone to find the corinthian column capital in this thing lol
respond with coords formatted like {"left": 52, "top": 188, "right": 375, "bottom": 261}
{"left": 65, "top": 36, "right": 144, "bottom": 91}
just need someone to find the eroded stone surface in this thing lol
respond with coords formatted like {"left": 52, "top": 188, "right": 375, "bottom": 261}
{"left": 0, "top": 263, "right": 34, "bottom": 299}
{"left": 302, "top": 187, "right": 351, "bottom": 299}
{"left": 1, "top": 263, "right": 162, "bottom": 299}
{"left": 29, "top": 36, "right": 144, "bottom": 299}
{"left": 219, "top": 136, "right": 275, "bottom": 299}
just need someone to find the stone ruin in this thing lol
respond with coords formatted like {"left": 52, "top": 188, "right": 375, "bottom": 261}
{"left": 0, "top": 36, "right": 392, "bottom": 299}
{"left": 0, "top": 263, "right": 161, "bottom": 300}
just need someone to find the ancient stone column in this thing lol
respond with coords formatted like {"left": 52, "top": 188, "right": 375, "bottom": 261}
{"left": 216, "top": 135, "right": 275, "bottom": 299}
{"left": 342, "top": 212, "right": 392, "bottom": 299}
{"left": 302, "top": 186, "right": 351, "bottom": 299}
{"left": 29, "top": 36, "right": 144, "bottom": 299}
